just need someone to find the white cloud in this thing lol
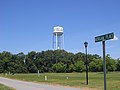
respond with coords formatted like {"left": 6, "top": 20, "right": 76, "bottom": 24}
{"left": 111, "top": 35, "right": 119, "bottom": 41}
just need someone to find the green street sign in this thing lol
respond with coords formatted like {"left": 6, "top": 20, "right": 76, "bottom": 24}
{"left": 95, "top": 32, "right": 114, "bottom": 42}
{"left": 95, "top": 32, "right": 114, "bottom": 90}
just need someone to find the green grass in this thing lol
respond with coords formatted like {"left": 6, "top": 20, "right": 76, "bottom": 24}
{"left": 0, "top": 84, "right": 15, "bottom": 90}
{"left": 0, "top": 72, "right": 120, "bottom": 90}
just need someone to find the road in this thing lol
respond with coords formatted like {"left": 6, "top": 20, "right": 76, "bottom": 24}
{"left": 0, "top": 77, "right": 81, "bottom": 90}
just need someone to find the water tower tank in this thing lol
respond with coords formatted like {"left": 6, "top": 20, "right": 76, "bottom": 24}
{"left": 53, "top": 26, "right": 63, "bottom": 36}
{"left": 53, "top": 26, "right": 64, "bottom": 50}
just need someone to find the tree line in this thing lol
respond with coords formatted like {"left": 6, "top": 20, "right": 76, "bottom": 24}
{"left": 0, "top": 50, "right": 120, "bottom": 74}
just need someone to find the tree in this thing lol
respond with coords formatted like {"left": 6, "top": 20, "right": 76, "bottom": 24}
{"left": 0, "top": 50, "right": 118, "bottom": 73}
{"left": 67, "top": 64, "right": 74, "bottom": 72}
{"left": 0, "top": 51, "right": 12, "bottom": 73}
{"left": 106, "top": 54, "right": 116, "bottom": 71}
{"left": 52, "top": 62, "right": 67, "bottom": 72}
{"left": 89, "top": 59, "right": 103, "bottom": 72}
{"left": 116, "top": 59, "right": 120, "bottom": 71}
{"left": 74, "top": 61, "right": 85, "bottom": 72}
{"left": 28, "top": 63, "right": 38, "bottom": 73}
{"left": 35, "top": 58, "right": 46, "bottom": 73}
{"left": 74, "top": 52, "right": 85, "bottom": 62}
{"left": 0, "top": 60, "right": 4, "bottom": 73}
{"left": 88, "top": 54, "right": 101, "bottom": 63}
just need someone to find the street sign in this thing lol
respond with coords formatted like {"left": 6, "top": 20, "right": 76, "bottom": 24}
{"left": 95, "top": 32, "right": 114, "bottom": 90}
{"left": 95, "top": 32, "right": 114, "bottom": 42}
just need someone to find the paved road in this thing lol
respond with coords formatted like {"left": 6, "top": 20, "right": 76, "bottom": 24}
{"left": 0, "top": 77, "right": 81, "bottom": 90}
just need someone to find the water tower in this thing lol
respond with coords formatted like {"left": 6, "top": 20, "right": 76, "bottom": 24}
{"left": 53, "top": 26, "right": 64, "bottom": 50}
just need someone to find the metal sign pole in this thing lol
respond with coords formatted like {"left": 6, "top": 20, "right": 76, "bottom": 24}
{"left": 95, "top": 32, "right": 114, "bottom": 90}
{"left": 102, "top": 41, "right": 106, "bottom": 90}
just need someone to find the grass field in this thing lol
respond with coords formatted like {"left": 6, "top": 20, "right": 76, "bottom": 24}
{"left": 0, "top": 84, "right": 15, "bottom": 90}
{"left": 0, "top": 72, "right": 120, "bottom": 90}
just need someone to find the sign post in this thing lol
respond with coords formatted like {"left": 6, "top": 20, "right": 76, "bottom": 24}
{"left": 103, "top": 41, "right": 106, "bottom": 90}
{"left": 95, "top": 32, "right": 114, "bottom": 90}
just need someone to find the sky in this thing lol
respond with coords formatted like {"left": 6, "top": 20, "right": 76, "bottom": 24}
{"left": 0, "top": 0, "right": 120, "bottom": 59}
